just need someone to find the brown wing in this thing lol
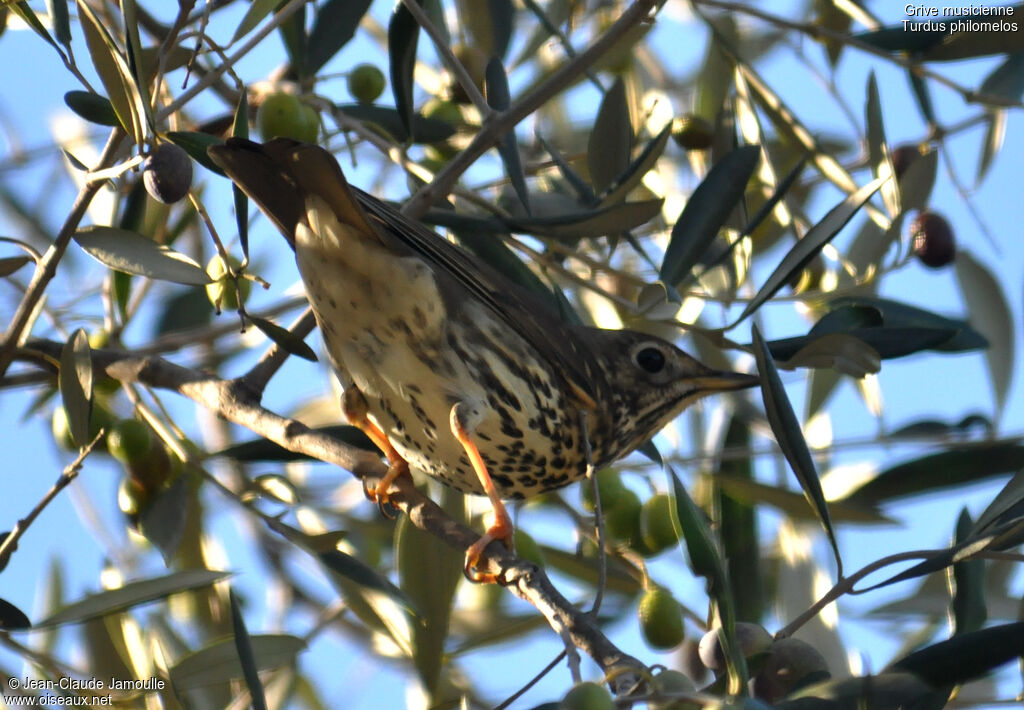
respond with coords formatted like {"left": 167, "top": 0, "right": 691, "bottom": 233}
{"left": 208, "top": 138, "right": 599, "bottom": 409}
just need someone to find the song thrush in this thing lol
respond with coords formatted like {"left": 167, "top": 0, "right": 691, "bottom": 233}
{"left": 208, "top": 138, "right": 757, "bottom": 582}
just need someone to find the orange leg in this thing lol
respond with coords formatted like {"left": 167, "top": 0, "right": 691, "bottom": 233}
{"left": 341, "top": 387, "right": 410, "bottom": 506}
{"left": 450, "top": 403, "right": 514, "bottom": 584}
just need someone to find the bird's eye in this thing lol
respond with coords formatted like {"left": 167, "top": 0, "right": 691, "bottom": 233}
{"left": 634, "top": 346, "right": 666, "bottom": 374}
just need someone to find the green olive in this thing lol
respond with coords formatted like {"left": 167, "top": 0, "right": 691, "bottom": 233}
{"left": 348, "top": 64, "right": 386, "bottom": 104}
{"left": 638, "top": 587, "right": 685, "bottom": 650}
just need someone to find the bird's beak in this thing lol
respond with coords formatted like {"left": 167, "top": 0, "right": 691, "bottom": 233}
{"left": 689, "top": 371, "right": 760, "bottom": 394}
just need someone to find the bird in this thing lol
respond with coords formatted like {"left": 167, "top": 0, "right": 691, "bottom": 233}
{"left": 207, "top": 137, "right": 758, "bottom": 583}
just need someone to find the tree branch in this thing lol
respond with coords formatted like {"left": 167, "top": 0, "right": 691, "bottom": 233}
{"left": 18, "top": 339, "right": 646, "bottom": 689}
{"left": 401, "top": 0, "right": 662, "bottom": 218}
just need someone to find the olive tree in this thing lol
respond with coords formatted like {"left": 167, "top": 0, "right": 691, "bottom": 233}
{"left": 1, "top": 1, "right": 1023, "bottom": 708}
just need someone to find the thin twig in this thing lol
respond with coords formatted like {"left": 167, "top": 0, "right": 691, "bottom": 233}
{"left": 494, "top": 651, "right": 567, "bottom": 710}
{"left": 154, "top": 0, "right": 308, "bottom": 123}
{"left": 401, "top": 0, "right": 662, "bottom": 218}
{"left": 0, "top": 429, "right": 106, "bottom": 572}
{"left": 0, "top": 129, "right": 126, "bottom": 378}
{"left": 398, "top": 0, "right": 491, "bottom": 116}
{"left": 692, "top": 0, "right": 1024, "bottom": 109}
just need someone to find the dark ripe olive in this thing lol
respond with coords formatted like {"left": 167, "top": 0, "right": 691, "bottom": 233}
{"left": 143, "top": 143, "right": 193, "bottom": 204}
{"left": 911, "top": 210, "right": 956, "bottom": 268}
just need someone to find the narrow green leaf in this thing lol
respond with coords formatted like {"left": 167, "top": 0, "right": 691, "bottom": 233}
{"left": 451, "top": 228, "right": 570, "bottom": 319}
{"left": 485, "top": 57, "right": 529, "bottom": 213}
{"left": 247, "top": 315, "right": 318, "bottom": 362}
{"left": 77, "top": 0, "right": 138, "bottom": 142}
{"left": 536, "top": 545, "right": 641, "bottom": 595}
{"left": 659, "top": 145, "right": 760, "bottom": 287}
{"left": 715, "top": 419, "right": 764, "bottom": 622}
{"left": 167, "top": 130, "right": 225, "bottom": 175}
{"left": 976, "top": 110, "right": 1006, "bottom": 188}
{"left": 229, "top": 590, "right": 268, "bottom": 710}
{"left": 46, "top": 0, "right": 71, "bottom": 46}
{"left": 514, "top": 0, "right": 571, "bottom": 69}
{"left": 63, "top": 91, "right": 120, "bottom": 127}
{"left": 907, "top": 68, "right": 936, "bottom": 125}
{"left": 537, "top": 132, "right": 595, "bottom": 202}
{"left": 778, "top": 333, "right": 881, "bottom": 377}
{"left": 667, "top": 466, "right": 722, "bottom": 586}
{"left": 827, "top": 295, "right": 987, "bottom": 352}
{"left": 764, "top": 326, "right": 972, "bottom": 363}
{"left": 740, "top": 153, "right": 808, "bottom": 238}
{"left": 319, "top": 550, "right": 419, "bottom": 619}
{"left": 891, "top": 621, "right": 1024, "bottom": 687}
{"left": 337, "top": 103, "right": 457, "bottom": 144}
{"left": 781, "top": 673, "right": 941, "bottom": 709}
{"left": 0, "top": 255, "right": 32, "bottom": 277}
{"left": 922, "top": 17, "right": 1024, "bottom": 60}
{"left": 854, "top": 23, "right": 949, "bottom": 53}
{"left": 598, "top": 124, "right": 671, "bottom": 207}
{"left": 955, "top": 251, "right": 1014, "bottom": 420}
{"left": 58, "top": 329, "right": 93, "bottom": 449}
{"left": 231, "top": 0, "right": 281, "bottom": 43}
{"left": 137, "top": 45, "right": 194, "bottom": 77}
{"left": 734, "top": 175, "right": 886, "bottom": 324}
{"left": 667, "top": 466, "right": 747, "bottom": 690}
{"left": 457, "top": 0, "right": 513, "bottom": 59}
{"left": 8, "top": 1, "right": 59, "bottom": 50}
{"left": 951, "top": 509, "right": 987, "bottom": 635}
{"left": 232, "top": 92, "right": 250, "bottom": 257}
{"left": 388, "top": 0, "right": 420, "bottom": 140}
{"left": 35, "top": 570, "right": 231, "bottom": 627}
{"left": 0, "top": 599, "right": 31, "bottom": 631}
{"left": 170, "top": 634, "right": 306, "bottom": 691}
{"left": 278, "top": 2, "right": 308, "bottom": 77}
{"left": 75, "top": 226, "right": 211, "bottom": 285}
{"left": 978, "top": 51, "right": 1024, "bottom": 103}
{"left": 504, "top": 199, "right": 664, "bottom": 240}
{"left": 842, "top": 442, "right": 1024, "bottom": 507}
{"left": 487, "top": 0, "right": 514, "bottom": 59}
{"left": 215, "top": 425, "right": 380, "bottom": 462}
{"left": 396, "top": 501, "right": 462, "bottom": 694}
{"left": 864, "top": 72, "right": 899, "bottom": 216}
{"left": 752, "top": 325, "right": 841, "bottom": 576}
{"left": 814, "top": 0, "right": 851, "bottom": 66}
{"left": 136, "top": 475, "right": 190, "bottom": 564}
{"left": 971, "top": 468, "right": 1024, "bottom": 535}
{"left": 153, "top": 287, "right": 211, "bottom": 336}
{"left": 897, "top": 147, "right": 938, "bottom": 213}
{"left": 307, "top": 0, "right": 373, "bottom": 74}
{"left": 120, "top": 0, "right": 153, "bottom": 137}
{"left": 711, "top": 473, "right": 893, "bottom": 524}
{"left": 694, "top": 15, "right": 736, "bottom": 121}
{"left": 587, "top": 77, "right": 632, "bottom": 195}
{"left": 805, "top": 367, "right": 841, "bottom": 422}
{"left": 61, "top": 150, "right": 89, "bottom": 172}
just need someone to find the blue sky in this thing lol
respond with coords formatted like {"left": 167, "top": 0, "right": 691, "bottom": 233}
{"left": 1, "top": 2, "right": 1023, "bottom": 708}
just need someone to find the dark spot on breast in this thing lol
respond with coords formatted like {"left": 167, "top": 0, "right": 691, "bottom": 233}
{"left": 492, "top": 473, "right": 514, "bottom": 489}
{"left": 500, "top": 419, "right": 524, "bottom": 439}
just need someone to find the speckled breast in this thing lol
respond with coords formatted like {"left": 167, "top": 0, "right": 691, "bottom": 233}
{"left": 293, "top": 201, "right": 591, "bottom": 499}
